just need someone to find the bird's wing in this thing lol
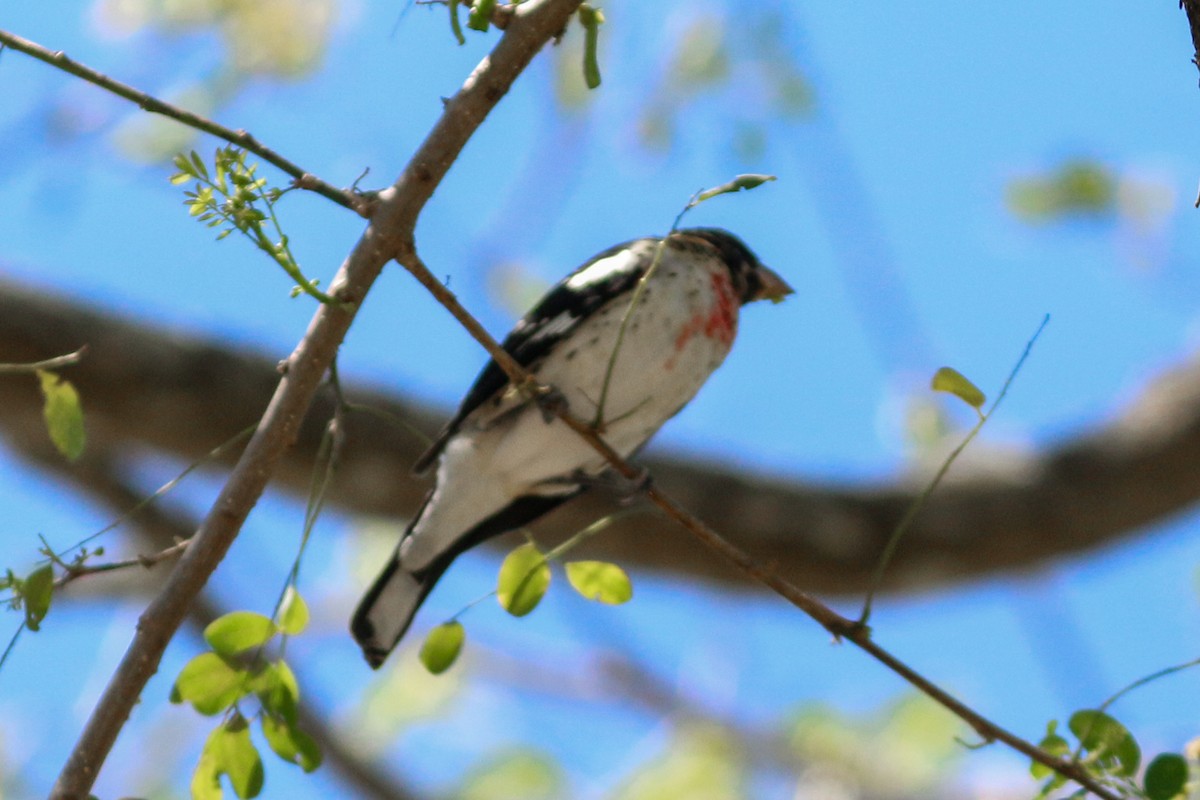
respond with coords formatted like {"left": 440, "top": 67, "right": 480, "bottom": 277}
{"left": 412, "top": 238, "right": 653, "bottom": 474}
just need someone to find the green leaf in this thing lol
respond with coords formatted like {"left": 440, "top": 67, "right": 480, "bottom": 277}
{"left": 172, "top": 153, "right": 195, "bottom": 178}
{"left": 1007, "top": 160, "right": 1116, "bottom": 223}
{"left": 276, "top": 587, "right": 309, "bottom": 636}
{"left": 448, "top": 0, "right": 466, "bottom": 45}
{"left": 565, "top": 561, "right": 632, "bottom": 604}
{"left": 467, "top": 0, "right": 494, "bottom": 32}
{"left": 23, "top": 564, "right": 54, "bottom": 632}
{"left": 251, "top": 660, "right": 300, "bottom": 724}
{"left": 1030, "top": 731, "right": 1070, "bottom": 779}
{"left": 497, "top": 543, "right": 551, "bottom": 617}
{"left": 204, "top": 611, "right": 277, "bottom": 657}
{"left": 197, "top": 714, "right": 264, "bottom": 800}
{"left": 189, "top": 150, "right": 210, "bottom": 182}
{"left": 1068, "top": 709, "right": 1140, "bottom": 776}
{"left": 37, "top": 370, "right": 85, "bottom": 461}
{"left": 172, "top": 652, "right": 247, "bottom": 715}
{"left": 419, "top": 621, "right": 466, "bottom": 675}
{"left": 190, "top": 750, "right": 223, "bottom": 800}
{"left": 930, "top": 366, "right": 986, "bottom": 410}
{"left": 1144, "top": 753, "right": 1188, "bottom": 800}
{"left": 578, "top": 5, "right": 605, "bottom": 89}
{"left": 261, "top": 714, "right": 322, "bottom": 773}
{"left": 694, "top": 174, "right": 777, "bottom": 204}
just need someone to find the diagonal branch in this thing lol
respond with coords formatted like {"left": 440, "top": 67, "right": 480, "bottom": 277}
{"left": 391, "top": 261, "right": 1118, "bottom": 797}
{"left": 46, "top": 2, "right": 583, "bottom": 797}
{"left": 0, "top": 29, "right": 365, "bottom": 214}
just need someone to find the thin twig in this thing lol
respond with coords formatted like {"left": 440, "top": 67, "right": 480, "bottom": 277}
{"left": 0, "top": 346, "right": 87, "bottom": 374}
{"left": 0, "top": 29, "right": 367, "bottom": 215}
{"left": 858, "top": 315, "right": 1050, "bottom": 624}
{"left": 49, "top": 3, "right": 583, "bottom": 797}
{"left": 54, "top": 539, "right": 191, "bottom": 589}
{"left": 1098, "top": 655, "right": 1200, "bottom": 713}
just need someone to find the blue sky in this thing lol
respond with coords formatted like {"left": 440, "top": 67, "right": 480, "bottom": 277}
{"left": 2, "top": 1, "right": 1200, "bottom": 797}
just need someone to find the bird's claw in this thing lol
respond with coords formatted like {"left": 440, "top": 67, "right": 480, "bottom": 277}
{"left": 563, "top": 467, "right": 652, "bottom": 503}
{"left": 533, "top": 384, "right": 569, "bottom": 423}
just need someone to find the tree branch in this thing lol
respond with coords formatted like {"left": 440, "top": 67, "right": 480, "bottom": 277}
{"left": 44, "top": 2, "right": 582, "bottom": 796}
{"left": 0, "top": 29, "right": 366, "bottom": 214}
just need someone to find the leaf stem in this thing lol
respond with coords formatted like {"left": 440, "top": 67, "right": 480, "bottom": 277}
{"left": 857, "top": 314, "right": 1050, "bottom": 625}
{"left": 0, "top": 346, "right": 87, "bottom": 374}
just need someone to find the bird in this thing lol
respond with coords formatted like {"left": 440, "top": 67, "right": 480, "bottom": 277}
{"left": 351, "top": 227, "right": 793, "bottom": 667}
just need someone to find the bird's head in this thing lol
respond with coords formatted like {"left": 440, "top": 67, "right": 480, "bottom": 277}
{"left": 676, "top": 227, "right": 794, "bottom": 305}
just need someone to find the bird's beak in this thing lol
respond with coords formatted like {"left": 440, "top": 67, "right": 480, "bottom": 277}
{"left": 752, "top": 265, "right": 795, "bottom": 304}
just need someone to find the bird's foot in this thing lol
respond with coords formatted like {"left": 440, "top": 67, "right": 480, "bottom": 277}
{"left": 565, "top": 467, "right": 652, "bottom": 504}
{"left": 533, "top": 383, "right": 569, "bottom": 423}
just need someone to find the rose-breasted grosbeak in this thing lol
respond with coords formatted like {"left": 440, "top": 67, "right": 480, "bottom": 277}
{"left": 352, "top": 227, "right": 792, "bottom": 667}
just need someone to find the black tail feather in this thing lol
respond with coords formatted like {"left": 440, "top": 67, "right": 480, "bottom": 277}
{"left": 350, "top": 491, "right": 583, "bottom": 668}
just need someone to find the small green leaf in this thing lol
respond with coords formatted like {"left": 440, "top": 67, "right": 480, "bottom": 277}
{"left": 250, "top": 660, "right": 300, "bottom": 724}
{"left": 1007, "top": 160, "right": 1116, "bottom": 223}
{"left": 276, "top": 587, "right": 309, "bottom": 636}
{"left": 1069, "top": 709, "right": 1140, "bottom": 776}
{"left": 694, "top": 174, "right": 777, "bottom": 204}
{"left": 261, "top": 714, "right": 322, "bottom": 772}
{"left": 204, "top": 611, "right": 277, "bottom": 657}
{"left": 37, "top": 370, "right": 85, "bottom": 460}
{"left": 931, "top": 366, "right": 987, "bottom": 410}
{"left": 419, "top": 621, "right": 466, "bottom": 675}
{"left": 169, "top": 172, "right": 192, "bottom": 186}
{"left": 448, "top": 0, "right": 466, "bottom": 45}
{"left": 578, "top": 5, "right": 605, "bottom": 89}
{"left": 189, "top": 150, "right": 210, "bottom": 182}
{"left": 23, "top": 564, "right": 54, "bottom": 632}
{"left": 497, "top": 543, "right": 551, "bottom": 617}
{"left": 172, "top": 153, "right": 194, "bottom": 178}
{"left": 199, "top": 714, "right": 264, "bottom": 799}
{"left": 1144, "top": 753, "right": 1188, "bottom": 800}
{"left": 1030, "top": 731, "right": 1070, "bottom": 779}
{"left": 565, "top": 561, "right": 632, "bottom": 604}
{"left": 467, "top": 0, "right": 494, "bottom": 32}
{"left": 190, "top": 751, "right": 222, "bottom": 800}
{"left": 172, "top": 652, "right": 247, "bottom": 715}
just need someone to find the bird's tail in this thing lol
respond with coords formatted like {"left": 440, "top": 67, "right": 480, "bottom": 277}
{"left": 350, "top": 543, "right": 452, "bottom": 669}
{"left": 350, "top": 492, "right": 580, "bottom": 668}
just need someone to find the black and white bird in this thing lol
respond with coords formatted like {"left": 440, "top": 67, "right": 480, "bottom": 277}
{"left": 352, "top": 228, "right": 792, "bottom": 667}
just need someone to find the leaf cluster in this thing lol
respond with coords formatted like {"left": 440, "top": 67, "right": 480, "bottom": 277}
{"left": 1032, "top": 711, "right": 1189, "bottom": 800}
{"left": 172, "top": 590, "right": 321, "bottom": 799}
{"left": 420, "top": 540, "right": 633, "bottom": 675}
{"left": 170, "top": 148, "right": 333, "bottom": 303}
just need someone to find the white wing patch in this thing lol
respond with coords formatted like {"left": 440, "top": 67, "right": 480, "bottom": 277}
{"left": 565, "top": 247, "right": 643, "bottom": 291}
